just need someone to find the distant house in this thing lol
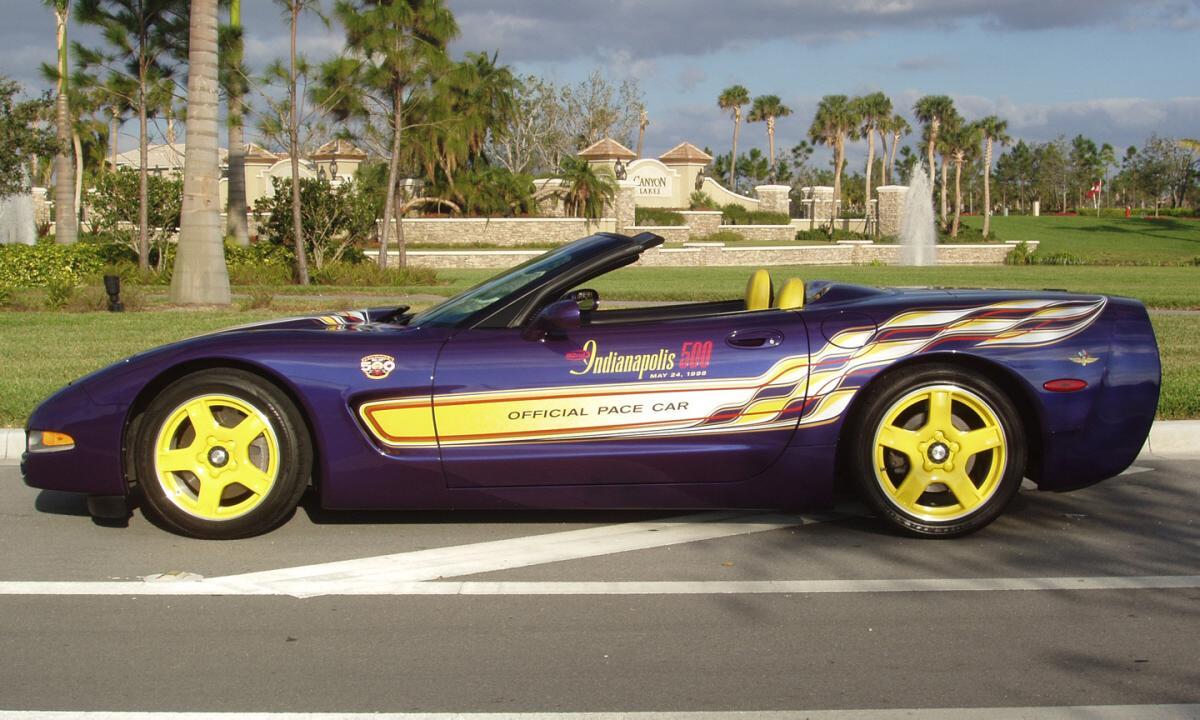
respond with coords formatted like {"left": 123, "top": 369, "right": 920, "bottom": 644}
{"left": 109, "top": 139, "right": 369, "bottom": 212}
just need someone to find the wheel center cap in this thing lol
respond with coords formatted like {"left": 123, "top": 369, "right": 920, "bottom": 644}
{"left": 927, "top": 442, "right": 950, "bottom": 464}
{"left": 208, "top": 447, "right": 230, "bottom": 467}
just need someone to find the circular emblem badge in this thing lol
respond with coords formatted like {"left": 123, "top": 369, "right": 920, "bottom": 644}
{"left": 360, "top": 354, "right": 396, "bottom": 380}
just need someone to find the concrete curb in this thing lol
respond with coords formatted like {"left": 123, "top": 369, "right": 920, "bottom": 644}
{"left": 2, "top": 421, "right": 1198, "bottom": 466}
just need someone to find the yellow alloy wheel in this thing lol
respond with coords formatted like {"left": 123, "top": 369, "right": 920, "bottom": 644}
{"left": 871, "top": 384, "right": 1007, "bottom": 523}
{"left": 153, "top": 393, "right": 280, "bottom": 521}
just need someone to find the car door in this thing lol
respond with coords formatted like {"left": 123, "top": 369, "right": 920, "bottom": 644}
{"left": 431, "top": 310, "right": 809, "bottom": 488}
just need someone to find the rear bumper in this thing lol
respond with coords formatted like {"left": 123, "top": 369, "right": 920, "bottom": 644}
{"left": 1036, "top": 298, "right": 1159, "bottom": 491}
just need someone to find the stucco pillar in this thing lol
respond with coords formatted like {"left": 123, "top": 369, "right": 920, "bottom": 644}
{"left": 754, "top": 184, "right": 791, "bottom": 215}
{"left": 876, "top": 185, "right": 909, "bottom": 238}
{"left": 811, "top": 186, "right": 835, "bottom": 222}
{"left": 615, "top": 180, "right": 637, "bottom": 234}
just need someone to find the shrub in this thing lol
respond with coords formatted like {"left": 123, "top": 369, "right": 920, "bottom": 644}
{"left": 634, "top": 207, "right": 686, "bottom": 226}
{"left": 1005, "top": 241, "right": 1033, "bottom": 265}
{"left": 43, "top": 275, "right": 76, "bottom": 309}
{"left": 89, "top": 167, "right": 182, "bottom": 273}
{"left": 225, "top": 241, "right": 295, "bottom": 285}
{"left": 1033, "top": 252, "right": 1086, "bottom": 265}
{"left": 689, "top": 191, "right": 717, "bottom": 210}
{"left": 0, "top": 241, "right": 105, "bottom": 288}
{"left": 794, "top": 228, "right": 867, "bottom": 242}
{"left": 938, "top": 225, "right": 996, "bottom": 243}
{"left": 238, "top": 288, "right": 274, "bottom": 311}
{"left": 721, "top": 204, "right": 790, "bottom": 226}
{"left": 256, "top": 176, "right": 378, "bottom": 270}
{"left": 310, "top": 261, "right": 437, "bottom": 287}
{"left": 693, "top": 230, "right": 746, "bottom": 244}
{"left": 1074, "top": 206, "right": 1199, "bottom": 219}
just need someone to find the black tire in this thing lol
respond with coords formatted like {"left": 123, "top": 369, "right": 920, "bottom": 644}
{"left": 131, "top": 369, "right": 311, "bottom": 539}
{"left": 846, "top": 364, "right": 1026, "bottom": 538}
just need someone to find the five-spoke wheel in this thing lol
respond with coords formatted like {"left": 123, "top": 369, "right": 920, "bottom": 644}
{"left": 849, "top": 365, "right": 1025, "bottom": 537}
{"left": 132, "top": 369, "right": 311, "bottom": 539}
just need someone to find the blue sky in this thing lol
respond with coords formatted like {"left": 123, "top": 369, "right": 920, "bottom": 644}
{"left": 3, "top": 0, "right": 1197, "bottom": 164}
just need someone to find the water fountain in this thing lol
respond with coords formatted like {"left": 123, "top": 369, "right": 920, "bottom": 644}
{"left": 899, "top": 164, "right": 936, "bottom": 266}
{"left": 0, "top": 179, "right": 36, "bottom": 246}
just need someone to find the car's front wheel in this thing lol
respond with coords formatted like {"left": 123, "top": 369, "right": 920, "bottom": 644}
{"left": 847, "top": 365, "right": 1026, "bottom": 537}
{"left": 131, "top": 369, "right": 311, "bottom": 539}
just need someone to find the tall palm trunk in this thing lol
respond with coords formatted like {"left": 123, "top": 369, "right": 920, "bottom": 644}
{"left": 926, "top": 119, "right": 938, "bottom": 203}
{"left": 226, "top": 98, "right": 248, "bottom": 244}
{"left": 170, "top": 0, "right": 230, "bottom": 304}
{"left": 864, "top": 127, "right": 875, "bottom": 218}
{"left": 939, "top": 155, "right": 949, "bottom": 226}
{"left": 951, "top": 154, "right": 964, "bottom": 238}
{"left": 53, "top": 7, "right": 77, "bottom": 244}
{"left": 72, "top": 131, "right": 83, "bottom": 225}
{"left": 137, "top": 86, "right": 149, "bottom": 269}
{"left": 982, "top": 137, "right": 994, "bottom": 238}
{"left": 890, "top": 129, "right": 901, "bottom": 182}
{"left": 225, "top": 0, "right": 249, "bottom": 245}
{"left": 377, "top": 83, "right": 404, "bottom": 270}
{"left": 288, "top": 4, "right": 308, "bottom": 284}
{"left": 729, "top": 110, "right": 740, "bottom": 189}
{"left": 766, "top": 116, "right": 776, "bottom": 176}
{"left": 830, "top": 134, "right": 845, "bottom": 236}
{"left": 878, "top": 129, "right": 890, "bottom": 184}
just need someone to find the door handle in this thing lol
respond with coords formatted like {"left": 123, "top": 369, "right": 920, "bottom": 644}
{"left": 726, "top": 329, "right": 784, "bottom": 349}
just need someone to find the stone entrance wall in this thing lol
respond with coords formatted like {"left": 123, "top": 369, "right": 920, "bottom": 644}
{"left": 382, "top": 241, "right": 1034, "bottom": 269}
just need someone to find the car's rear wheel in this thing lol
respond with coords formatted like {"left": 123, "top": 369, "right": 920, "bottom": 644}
{"left": 132, "top": 369, "right": 310, "bottom": 539}
{"left": 848, "top": 364, "right": 1025, "bottom": 537}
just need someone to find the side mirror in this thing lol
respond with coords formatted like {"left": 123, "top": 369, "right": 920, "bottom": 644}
{"left": 522, "top": 299, "right": 580, "bottom": 342}
{"left": 563, "top": 288, "right": 600, "bottom": 312}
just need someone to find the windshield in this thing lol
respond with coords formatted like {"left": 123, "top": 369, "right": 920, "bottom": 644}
{"left": 409, "top": 236, "right": 616, "bottom": 327}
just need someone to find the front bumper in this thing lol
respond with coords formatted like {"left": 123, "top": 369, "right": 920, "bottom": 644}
{"left": 22, "top": 382, "right": 128, "bottom": 497}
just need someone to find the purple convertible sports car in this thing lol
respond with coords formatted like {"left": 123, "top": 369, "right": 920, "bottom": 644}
{"left": 23, "top": 232, "right": 1160, "bottom": 539}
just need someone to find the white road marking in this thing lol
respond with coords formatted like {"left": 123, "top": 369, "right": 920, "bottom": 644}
{"left": 200, "top": 510, "right": 837, "bottom": 595}
{"left": 0, "top": 705, "right": 1198, "bottom": 719}
{"left": 0, "top": 575, "right": 1196, "bottom": 598}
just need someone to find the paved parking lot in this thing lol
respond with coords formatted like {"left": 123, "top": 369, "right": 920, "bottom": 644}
{"left": 0, "top": 459, "right": 1198, "bottom": 718}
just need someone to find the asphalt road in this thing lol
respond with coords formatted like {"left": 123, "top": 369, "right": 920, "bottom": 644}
{"left": 1, "top": 459, "right": 1198, "bottom": 717}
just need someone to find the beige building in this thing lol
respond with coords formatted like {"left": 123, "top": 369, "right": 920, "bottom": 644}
{"left": 111, "top": 139, "right": 368, "bottom": 212}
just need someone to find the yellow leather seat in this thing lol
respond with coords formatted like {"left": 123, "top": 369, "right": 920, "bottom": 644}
{"left": 744, "top": 269, "right": 773, "bottom": 311}
{"left": 774, "top": 278, "right": 806, "bottom": 310}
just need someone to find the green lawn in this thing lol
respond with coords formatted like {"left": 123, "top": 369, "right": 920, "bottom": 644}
{"left": 114, "top": 264, "right": 1200, "bottom": 311}
{"left": 1, "top": 306, "right": 1195, "bottom": 426}
{"left": 960, "top": 215, "right": 1200, "bottom": 265}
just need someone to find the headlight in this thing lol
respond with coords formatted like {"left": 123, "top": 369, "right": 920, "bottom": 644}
{"left": 27, "top": 430, "right": 75, "bottom": 453}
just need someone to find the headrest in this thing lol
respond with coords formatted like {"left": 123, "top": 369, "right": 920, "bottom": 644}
{"left": 774, "top": 278, "right": 806, "bottom": 310}
{"left": 745, "top": 269, "right": 773, "bottom": 311}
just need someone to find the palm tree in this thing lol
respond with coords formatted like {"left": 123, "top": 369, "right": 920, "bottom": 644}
{"left": 717, "top": 85, "right": 749, "bottom": 190}
{"left": 976, "top": 115, "right": 1010, "bottom": 238}
{"left": 222, "top": 0, "right": 249, "bottom": 245}
{"left": 747, "top": 94, "right": 792, "bottom": 178}
{"left": 46, "top": 0, "right": 78, "bottom": 244}
{"left": 332, "top": 0, "right": 459, "bottom": 269}
{"left": 808, "top": 94, "right": 858, "bottom": 234}
{"left": 945, "top": 121, "right": 982, "bottom": 238}
{"left": 854, "top": 92, "right": 891, "bottom": 220}
{"left": 887, "top": 113, "right": 911, "bottom": 184}
{"left": 913, "top": 95, "right": 955, "bottom": 206}
{"left": 76, "top": 0, "right": 187, "bottom": 270}
{"left": 556, "top": 156, "right": 615, "bottom": 220}
{"left": 170, "top": 0, "right": 229, "bottom": 304}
